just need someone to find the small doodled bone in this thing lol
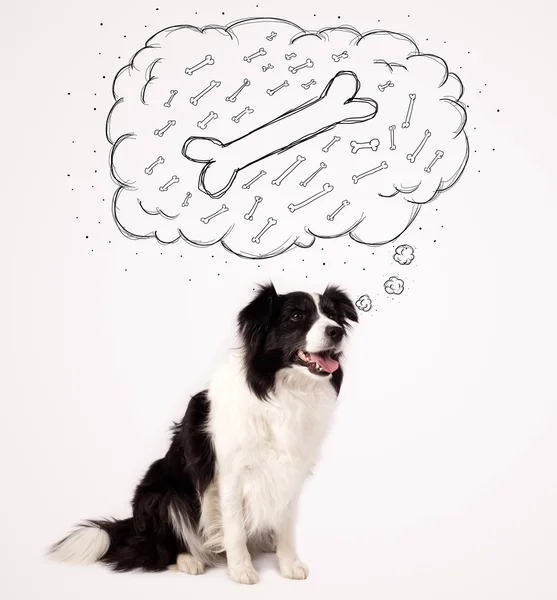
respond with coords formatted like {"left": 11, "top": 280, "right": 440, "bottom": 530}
{"left": 144, "top": 156, "right": 164, "bottom": 175}
{"left": 327, "top": 199, "right": 350, "bottom": 221}
{"left": 300, "top": 162, "right": 327, "bottom": 187}
{"left": 378, "top": 80, "right": 394, "bottom": 92}
{"left": 402, "top": 93, "right": 416, "bottom": 128}
{"left": 285, "top": 52, "right": 297, "bottom": 60}
{"left": 322, "top": 135, "right": 341, "bottom": 152}
{"left": 266, "top": 31, "right": 277, "bottom": 41}
{"left": 252, "top": 217, "right": 277, "bottom": 244}
{"left": 232, "top": 106, "right": 254, "bottom": 124}
{"left": 407, "top": 129, "right": 431, "bottom": 163}
{"left": 288, "top": 183, "right": 334, "bottom": 212}
{"left": 352, "top": 161, "right": 388, "bottom": 184}
{"left": 183, "top": 71, "right": 378, "bottom": 198}
{"left": 190, "top": 80, "right": 221, "bottom": 106}
{"left": 262, "top": 63, "right": 274, "bottom": 72}
{"left": 164, "top": 90, "right": 178, "bottom": 107}
{"left": 242, "top": 170, "right": 266, "bottom": 189}
{"left": 200, "top": 204, "right": 228, "bottom": 224}
{"left": 332, "top": 51, "right": 348, "bottom": 62}
{"left": 159, "top": 175, "right": 179, "bottom": 192}
{"left": 185, "top": 54, "right": 214, "bottom": 76}
{"left": 288, "top": 58, "right": 314, "bottom": 74}
{"left": 197, "top": 111, "right": 218, "bottom": 130}
{"left": 267, "top": 80, "right": 289, "bottom": 96}
{"left": 244, "top": 196, "right": 263, "bottom": 221}
{"left": 244, "top": 48, "right": 267, "bottom": 63}
{"left": 301, "top": 79, "right": 316, "bottom": 90}
{"left": 226, "top": 79, "right": 250, "bottom": 103}
{"left": 424, "top": 150, "right": 444, "bottom": 173}
{"left": 272, "top": 155, "right": 305, "bottom": 186}
{"left": 350, "top": 139, "right": 380, "bottom": 154}
{"left": 154, "top": 120, "right": 176, "bottom": 137}
{"left": 181, "top": 191, "right": 192, "bottom": 207}
{"left": 389, "top": 125, "right": 396, "bottom": 151}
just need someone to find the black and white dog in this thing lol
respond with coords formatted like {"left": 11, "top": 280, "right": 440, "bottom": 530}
{"left": 50, "top": 283, "right": 358, "bottom": 584}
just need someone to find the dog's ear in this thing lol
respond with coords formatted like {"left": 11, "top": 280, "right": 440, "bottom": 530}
{"left": 237, "top": 283, "right": 278, "bottom": 347}
{"left": 323, "top": 284, "right": 359, "bottom": 324}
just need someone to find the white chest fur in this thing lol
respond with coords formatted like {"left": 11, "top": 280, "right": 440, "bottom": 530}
{"left": 207, "top": 352, "right": 338, "bottom": 535}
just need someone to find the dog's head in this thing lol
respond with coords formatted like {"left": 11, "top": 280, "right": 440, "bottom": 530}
{"left": 237, "top": 283, "right": 358, "bottom": 399}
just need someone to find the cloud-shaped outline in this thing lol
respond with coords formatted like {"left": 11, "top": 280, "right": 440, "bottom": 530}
{"left": 356, "top": 294, "right": 373, "bottom": 312}
{"left": 393, "top": 244, "right": 415, "bottom": 265}
{"left": 107, "top": 17, "right": 469, "bottom": 259}
{"left": 384, "top": 276, "right": 405, "bottom": 295}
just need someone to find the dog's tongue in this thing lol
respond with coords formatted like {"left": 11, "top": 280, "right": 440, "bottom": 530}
{"left": 309, "top": 353, "right": 339, "bottom": 373}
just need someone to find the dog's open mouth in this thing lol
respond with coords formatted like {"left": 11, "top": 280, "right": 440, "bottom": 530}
{"left": 294, "top": 349, "right": 340, "bottom": 375}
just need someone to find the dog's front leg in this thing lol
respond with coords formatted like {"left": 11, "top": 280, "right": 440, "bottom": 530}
{"left": 276, "top": 496, "right": 309, "bottom": 580}
{"left": 219, "top": 470, "right": 258, "bottom": 585}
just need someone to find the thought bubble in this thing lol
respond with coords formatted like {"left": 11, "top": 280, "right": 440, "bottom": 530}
{"left": 356, "top": 294, "right": 372, "bottom": 312}
{"left": 394, "top": 244, "right": 415, "bottom": 265}
{"left": 385, "top": 276, "right": 405, "bottom": 295}
{"left": 107, "top": 18, "right": 469, "bottom": 259}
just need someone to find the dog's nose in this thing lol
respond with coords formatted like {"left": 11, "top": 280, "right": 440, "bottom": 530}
{"left": 325, "top": 325, "right": 344, "bottom": 341}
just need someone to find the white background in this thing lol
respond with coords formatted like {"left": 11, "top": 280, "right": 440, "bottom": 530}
{"left": 1, "top": 1, "right": 556, "bottom": 598}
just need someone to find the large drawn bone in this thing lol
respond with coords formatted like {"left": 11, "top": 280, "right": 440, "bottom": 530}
{"left": 182, "top": 71, "right": 378, "bottom": 198}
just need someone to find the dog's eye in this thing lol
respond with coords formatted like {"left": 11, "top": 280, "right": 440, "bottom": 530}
{"left": 291, "top": 312, "right": 304, "bottom": 321}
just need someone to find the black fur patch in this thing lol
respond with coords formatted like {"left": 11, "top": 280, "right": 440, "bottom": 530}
{"left": 237, "top": 282, "right": 358, "bottom": 400}
{"left": 92, "top": 391, "right": 215, "bottom": 572}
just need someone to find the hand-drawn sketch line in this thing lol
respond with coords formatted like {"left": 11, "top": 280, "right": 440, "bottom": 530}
{"left": 182, "top": 70, "right": 377, "bottom": 199}
{"left": 106, "top": 17, "right": 469, "bottom": 260}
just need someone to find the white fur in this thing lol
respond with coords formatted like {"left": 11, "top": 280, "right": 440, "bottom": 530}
{"left": 200, "top": 347, "right": 339, "bottom": 582}
{"left": 168, "top": 500, "right": 216, "bottom": 566}
{"left": 305, "top": 293, "right": 340, "bottom": 352}
{"left": 48, "top": 525, "right": 110, "bottom": 565}
{"left": 168, "top": 553, "right": 206, "bottom": 575}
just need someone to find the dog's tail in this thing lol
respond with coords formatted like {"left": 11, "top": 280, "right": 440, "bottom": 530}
{"left": 49, "top": 518, "right": 160, "bottom": 571}
{"left": 48, "top": 520, "right": 113, "bottom": 565}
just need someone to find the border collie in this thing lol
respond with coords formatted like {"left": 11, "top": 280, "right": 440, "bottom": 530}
{"left": 49, "top": 283, "right": 358, "bottom": 584}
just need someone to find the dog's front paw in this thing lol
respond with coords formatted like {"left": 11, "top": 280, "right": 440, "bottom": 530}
{"left": 170, "top": 553, "right": 205, "bottom": 575}
{"left": 279, "top": 558, "right": 309, "bottom": 580}
{"left": 228, "top": 564, "right": 260, "bottom": 585}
